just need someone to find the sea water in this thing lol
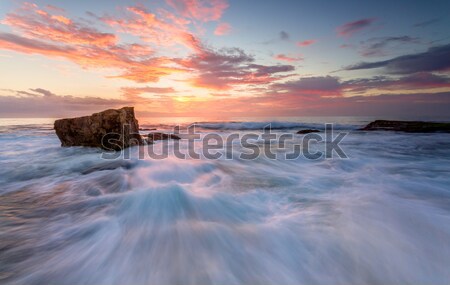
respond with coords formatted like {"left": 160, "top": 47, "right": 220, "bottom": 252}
{"left": 0, "top": 117, "right": 449, "bottom": 285}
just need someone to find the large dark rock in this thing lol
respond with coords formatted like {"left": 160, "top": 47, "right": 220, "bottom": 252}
{"left": 361, "top": 120, "right": 450, "bottom": 133}
{"left": 148, "top": 132, "right": 181, "bottom": 143}
{"left": 297, "top": 129, "right": 321, "bottom": 134}
{"left": 54, "top": 107, "right": 143, "bottom": 150}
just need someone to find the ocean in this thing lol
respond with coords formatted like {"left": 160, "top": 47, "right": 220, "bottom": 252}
{"left": 1, "top": 117, "right": 450, "bottom": 285}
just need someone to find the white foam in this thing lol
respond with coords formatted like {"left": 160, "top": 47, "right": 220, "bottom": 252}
{"left": 1, "top": 125, "right": 450, "bottom": 284}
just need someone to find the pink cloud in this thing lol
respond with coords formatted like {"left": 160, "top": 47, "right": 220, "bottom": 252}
{"left": 214, "top": 22, "right": 232, "bottom": 36}
{"left": 177, "top": 45, "right": 295, "bottom": 90}
{"left": 274, "top": 54, "right": 303, "bottom": 62}
{"left": 0, "top": 3, "right": 297, "bottom": 92}
{"left": 166, "top": 0, "right": 229, "bottom": 22}
{"left": 297, "top": 39, "right": 316, "bottom": 47}
{"left": 0, "top": 4, "right": 183, "bottom": 84}
{"left": 101, "top": 6, "right": 196, "bottom": 50}
{"left": 3, "top": 5, "right": 117, "bottom": 47}
{"left": 0, "top": 3, "right": 297, "bottom": 91}
{"left": 337, "top": 18, "right": 376, "bottom": 37}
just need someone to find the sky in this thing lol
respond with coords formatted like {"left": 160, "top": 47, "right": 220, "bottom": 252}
{"left": 0, "top": 0, "right": 449, "bottom": 118}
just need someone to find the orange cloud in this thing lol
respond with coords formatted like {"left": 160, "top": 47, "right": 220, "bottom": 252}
{"left": 102, "top": 6, "right": 200, "bottom": 51}
{"left": 214, "top": 22, "right": 232, "bottom": 35}
{"left": 120, "top": 86, "right": 177, "bottom": 102}
{"left": 3, "top": 5, "right": 116, "bottom": 47}
{"left": 0, "top": 4, "right": 185, "bottom": 83}
{"left": 0, "top": 32, "right": 177, "bottom": 84}
{"left": 0, "top": 2, "right": 296, "bottom": 94}
{"left": 51, "top": 15, "right": 71, "bottom": 25}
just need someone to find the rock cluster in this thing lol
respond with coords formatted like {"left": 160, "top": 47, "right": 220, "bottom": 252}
{"left": 361, "top": 120, "right": 450, "bottom": 133}
{"left": 297, "top": 129, "right": 321, "bottom": 134}
{"left": 54, "top": 107, "right": 143, "bottom": 150}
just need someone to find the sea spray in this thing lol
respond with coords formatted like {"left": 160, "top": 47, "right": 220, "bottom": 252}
{"left": 1, "top": 121, "right": 449, "bottom": 284}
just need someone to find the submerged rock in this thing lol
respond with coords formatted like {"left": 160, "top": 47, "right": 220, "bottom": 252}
{"left": 54, "top": 107, "right": 143, "bottom": 150}
{"left": 148, "top": 132, "right": 181, "bottom": 143}
{"left": 361, "top": 120, "right": 450, "bottom": 133}
{"left": 297, "top": 129, "right": 321, "bottom": 134}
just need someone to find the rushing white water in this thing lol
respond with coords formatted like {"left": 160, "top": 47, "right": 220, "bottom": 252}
{"left": 0, "top": 119, "right": 450, "bottom": 285}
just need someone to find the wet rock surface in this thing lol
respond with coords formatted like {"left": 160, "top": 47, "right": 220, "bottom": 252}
{"left": 297, "top": 129, "right": 321, "bottom": 134}
{"left": 54, "top": 107, "right": 142, "bottom": 150}
{"left": 361, "top": 120, "right": 450, "bottom": 133}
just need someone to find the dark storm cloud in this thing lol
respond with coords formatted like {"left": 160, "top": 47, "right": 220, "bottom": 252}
{"left": 273, "top": 76, "right": 341, "bottom": 92}
{"left": 271, "top": 73, "right": 450, "bottom": 96}
{"left": 345, "top": 44, "right": 450, "bottom": 74}
{"left": 270, "top": 76, "right": 343, "bottom": 97}
{"left": 360, "top": 36, "right": 420, "bottom": 57}
{"left": 342, "top": 73, "right": 450, "bottom": 93}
